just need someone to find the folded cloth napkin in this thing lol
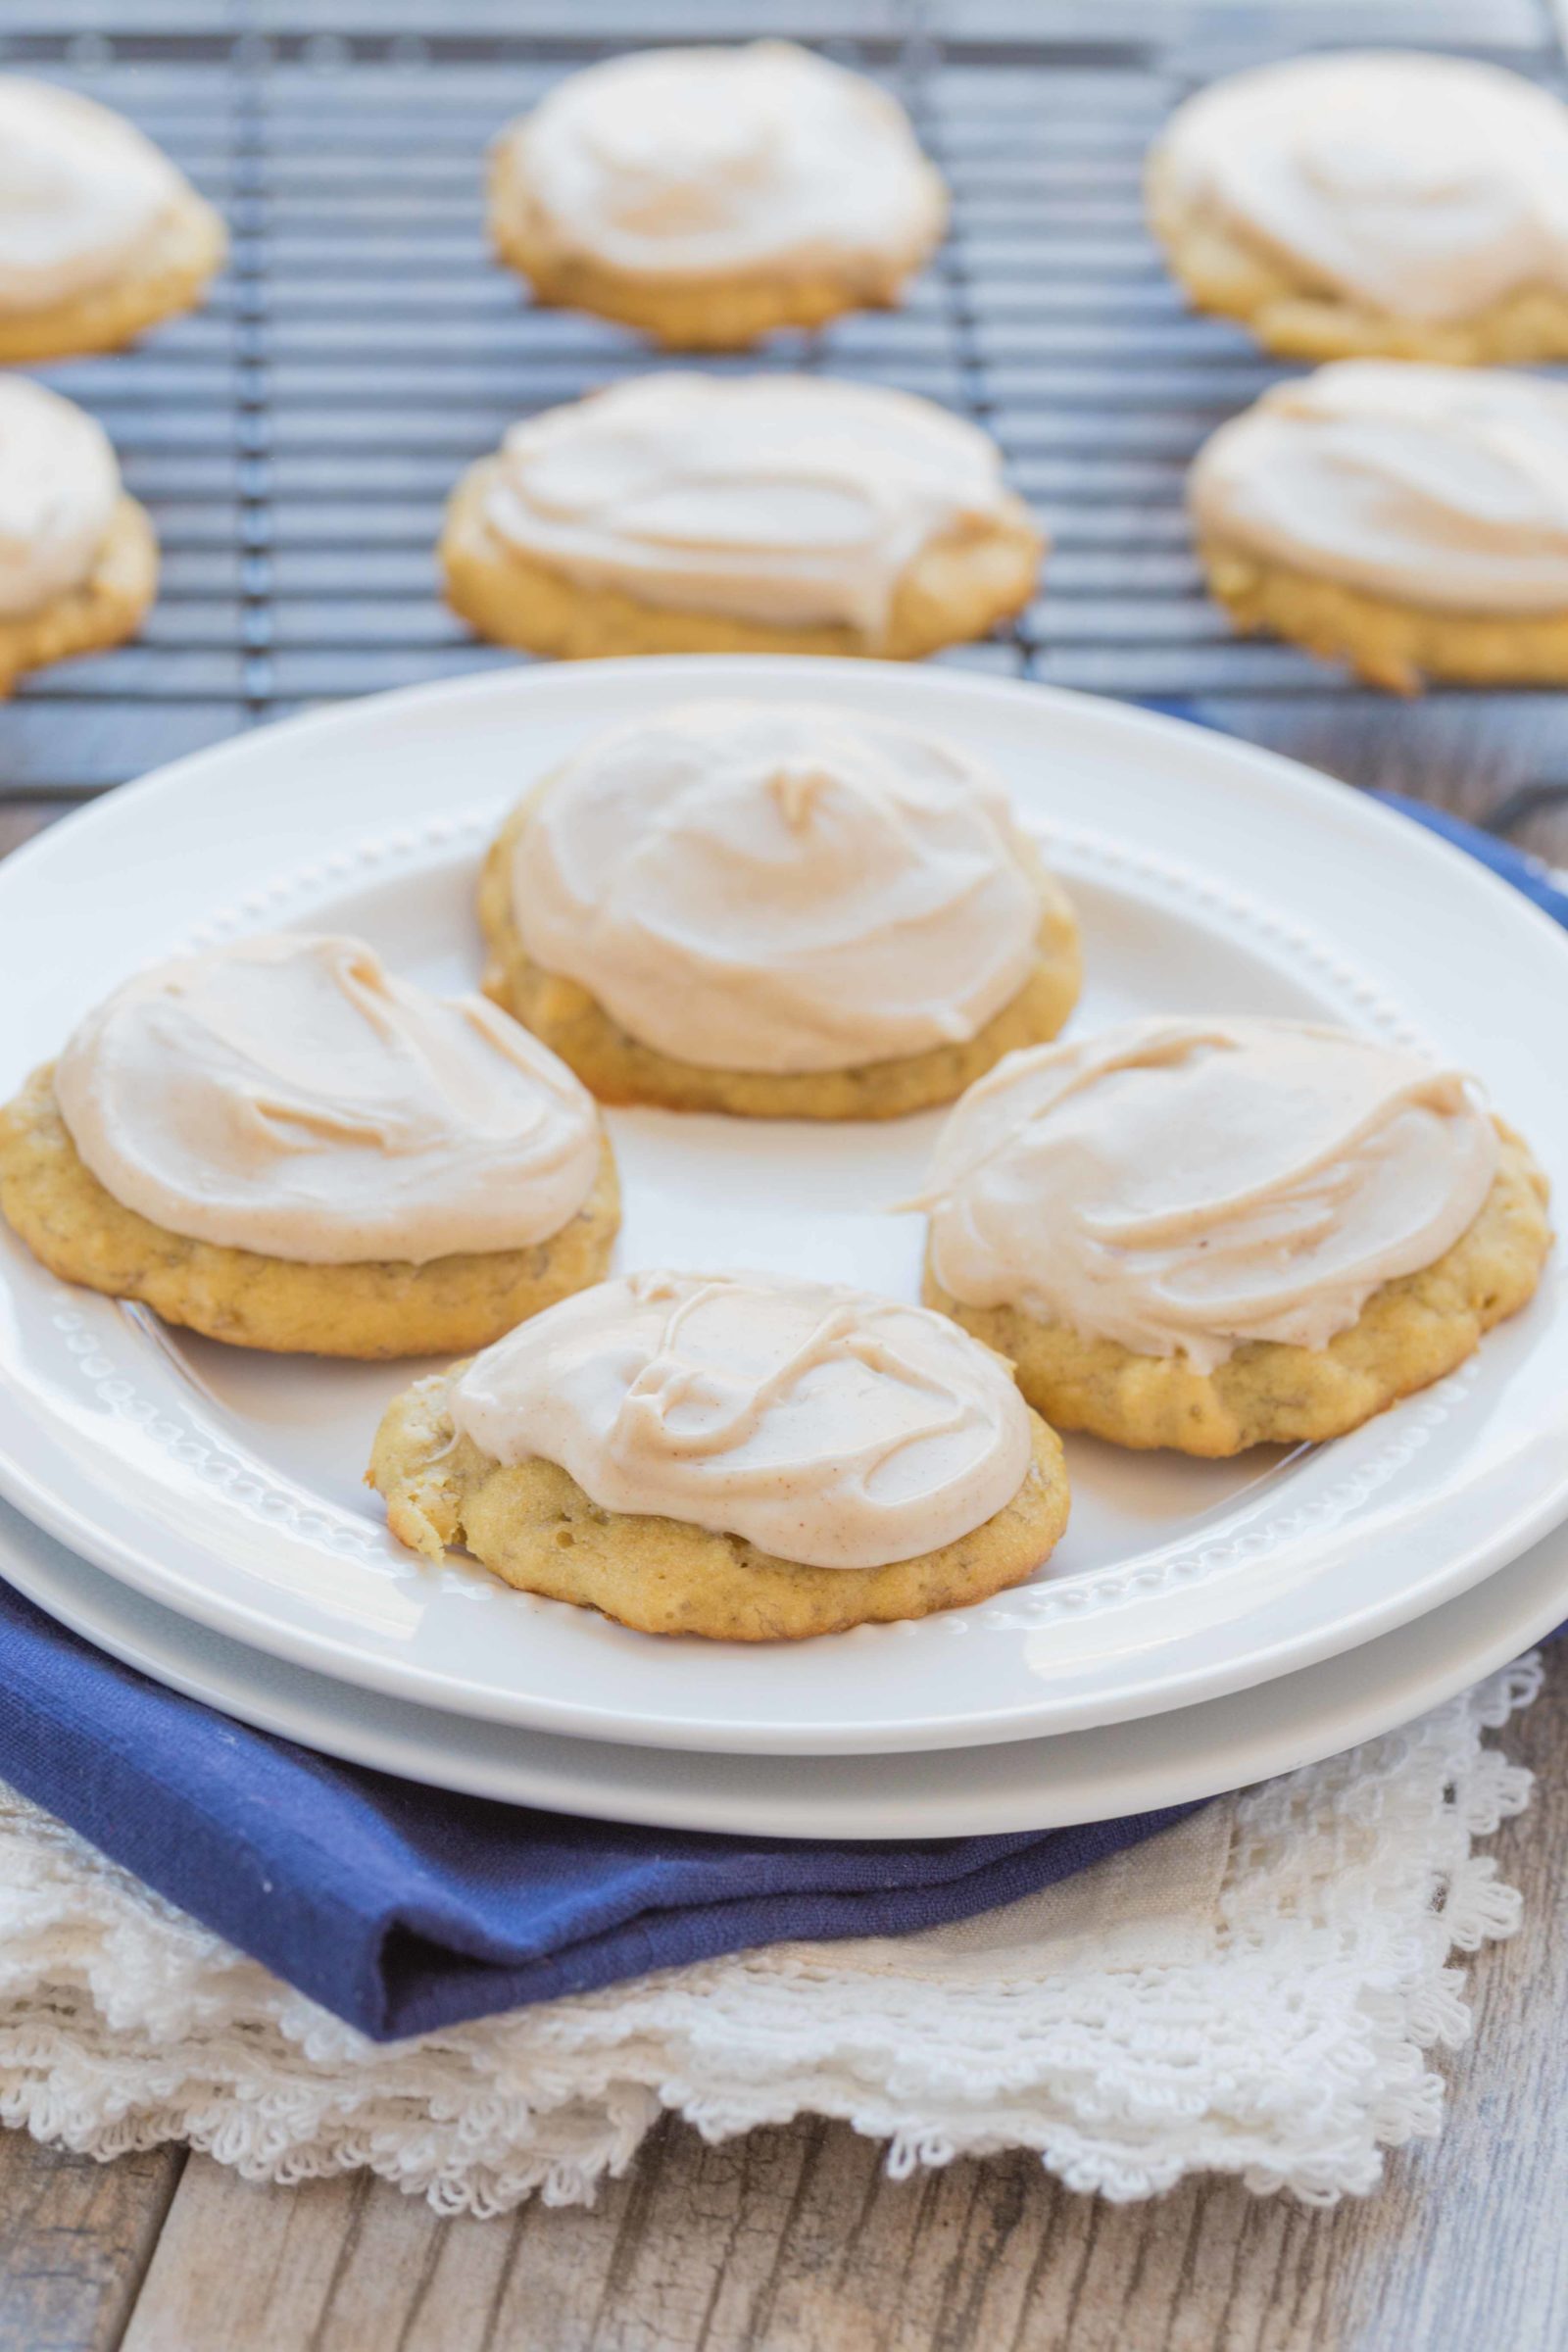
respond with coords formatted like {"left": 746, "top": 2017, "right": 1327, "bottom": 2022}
{"left": 0, "top": 1572, "right": 1192, "bottom": 2041}
{"left": 0, "top": 798, "right": 1557, "bottom": 2048}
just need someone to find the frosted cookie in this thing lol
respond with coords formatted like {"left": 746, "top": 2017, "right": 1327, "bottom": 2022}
{"left": 369, "top": 1269, "right": 1070, "bottom": 1639}
{"left": 919, "top": 1018, "right": 1551, "bottom": 1456}
{"left": 479, "top": 700, "right": 1081, "bottom": 1118}
{"left": 440, "top": 374, "right": 1043, "bottom": 662}
{"left": 0, "top": 377, "right": 156, "bottom": 694}
{"left": 0, "top": 76, "right": 225, "bottom": 361}
{"left": 488, "top": 41, "right": 946, "bottom": 348}
{"left": 0, "top": 934, "right": 619, "bottom": 1358}
{"left": 1147, "top": 53, "right": 1568, "bottom": 364}
{"left": 1190, "top": 364, "right": 1568, "bottom": 692}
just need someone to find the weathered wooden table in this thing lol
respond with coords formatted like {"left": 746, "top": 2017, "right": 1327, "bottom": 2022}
{"left": 3, "top": 3, "right": 1568, "bottom": 2344}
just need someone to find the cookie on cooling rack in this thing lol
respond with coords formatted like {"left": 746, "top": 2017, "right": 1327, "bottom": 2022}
{"left": 477, "top": 699, "right": 1081, "bottom": 1118}
{"left": 0, "top": 75, "right": 225, "bottom": 362}
{"left": 1146, "top": 52, "right": 1568, "bottom": 366}
{"left": 918, "top": 1016, "right": 1552, "bottom": 1457}
{"left": 487, "top": 41, "right": 947, "bottom": 349}
{"left": 1189, "top": 362, "right": 1568, "bottom": 693}
{"left": 0, "top": 934, "right": 620, "bottom": 1358}
{"left": 368, "top": 1268, "right": 1071, "bottom": 1640}
{"left": 0, "top": 378, "right": 156, "bottom": 696}
{"left": 439, "top": 373, "right": 1044, "bottom": 662}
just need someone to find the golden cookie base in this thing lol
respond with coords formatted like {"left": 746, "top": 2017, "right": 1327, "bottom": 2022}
{"left": 477, "top": 805, "right": 1082, "bottom": 1119}
{"left": 0, "top": 1067, "right": 621, "bottom": 1359}
{"left": 439, "top": 456, "right": 1043, "bottom": 662}
{"left": 368, "top": 1374, "right": 1070, "bottom": 1641}
{"left": 1146, "top": 157, "right": 1568, "bottom": 365}
{"left": 0, "top": 194, "right": 226, "bottom": 364}
{"left": 488, "top": 146, "right": 946, "bottom": 348}
{"left": 0, "top": 497, "right": 158, "bottom": 697}
{"left": 924, "top": 1128, "right": 1552, "bottom": 1457}
{"left": 1198, "top": 533, "right": 1568, "bottom": 694}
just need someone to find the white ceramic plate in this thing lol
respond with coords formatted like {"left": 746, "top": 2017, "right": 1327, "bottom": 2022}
{"left": 0, "top": 658, "right": 1565, "bottom": 1755}
{"left": 1, "top": 1492, "right": 1560, "bottom": 1836}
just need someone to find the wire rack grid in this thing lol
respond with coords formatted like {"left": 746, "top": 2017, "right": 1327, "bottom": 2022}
{"left": 1, "top": 1, "right": 1566, "bottom": 847}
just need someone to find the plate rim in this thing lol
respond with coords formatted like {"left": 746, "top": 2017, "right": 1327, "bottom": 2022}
{"left": 0, "top": 1491, "right": 1559, "bottom": 1837}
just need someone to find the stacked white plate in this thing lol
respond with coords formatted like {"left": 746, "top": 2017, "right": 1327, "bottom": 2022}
{"left": 0, "top": 658, "right": 1564, "bottom": 1837}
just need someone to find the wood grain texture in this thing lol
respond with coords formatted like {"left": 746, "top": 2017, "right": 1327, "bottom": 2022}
{"left": 86, "top": 1654, "right": 1566, "bottom": 2352}
{"left": 0, "top": 2138, "right": 183, "bottom": 2352}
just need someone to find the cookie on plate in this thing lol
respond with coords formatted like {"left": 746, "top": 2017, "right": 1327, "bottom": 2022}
{"left": 369, "top": 1268, "right": 1070, "bottom": 1640}
{"left": 0, "top": 934, "right": 619, "bottom": 1357}
{"left": 919, "top": 1017, "right": 1552, "bottom": 1456}
{"left": 478, "top": 699, "right": 1081, "bottom": 1118}
{"left": 440, "top": 373, "right": 1044, "bottom": 662}
{"left": 1189, "top": 363, "right": 1568, "bottom": 693}
{"left": 0, "top": 76, "right": 225, "bottom": 362}
{"left": 1146, "top": 52, "right": 1568, "bottom": 365}
{"left": 0, "top": 378, "right": 157, "bottom": 695}
{"left": 487, "top": 41, "right": 946, "bottom": 349}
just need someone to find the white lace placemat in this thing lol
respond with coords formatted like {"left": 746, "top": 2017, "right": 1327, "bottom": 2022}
{"left": 0, "top": 1657, "right": 1539, "bottom": 2215}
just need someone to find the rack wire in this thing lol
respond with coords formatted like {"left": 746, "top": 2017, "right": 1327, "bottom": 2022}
{"left": 2, "top": 1, "right": 1566, "bottom": 844}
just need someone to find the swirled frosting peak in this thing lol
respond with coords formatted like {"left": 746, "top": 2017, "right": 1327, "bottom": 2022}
{"left": 0, "top": 76, "right": 188, "bottom": 315}
{"left": 1190, "top": 363, "right": 1568, "bottom": 612}
{"left": 923, "top": 1017, "right": 1499, "bottom": 1373}
{"left": 450, "top": 1269, "right": 1035, "bottom": 1569}
{"left": 0, "top": 376, "right": 120, "bottom": 618}
{"left": 508, "top": 700, "right": 1051, "bottom": 1072}
{"left": 55, "top": 933, "right": 603, "bottom": 1265}
{"left": 1155, "top": 52, "right": 1568, "bottom": 323}
{"left": 481, "top": 373, "right": 1028, "bottom": 635}
{"left": 502, "top": 41, "right": 944, "bottom": 283}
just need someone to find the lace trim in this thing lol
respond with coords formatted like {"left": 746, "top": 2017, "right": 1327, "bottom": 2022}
{"left": 0, "top": 1657, "right": 1539, "bottom": 2214}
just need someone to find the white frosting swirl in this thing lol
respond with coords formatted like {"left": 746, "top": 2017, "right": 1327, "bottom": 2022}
{"left": 1156, "top": 52, "right": 1568, "bottom": 323}
{"left": 502, "top": 41, "right": 944, "bottom": 283}
{"left": 0, "top": 76, "right": 187, "bottom": 315}
{"left": 55, "top": 934, "right": 603, "bottom": 1265}
{"left": 450, "top": 1269, "right": 1034, "bottom": 1570}
{"left": 482, "top": 373, "right": 1027, "bottom": 635}
{"left": 923, "top": 1018, "right": 1499, "bottom": 1374}
{"left": 1190, "top": 362, "right": 1568, "bottom": 612}
{"left": 0, "top": 377, "right": 120, "bottom": 619}
{"left": 509, "top": 701, "right": 1049, "bottom": 1073}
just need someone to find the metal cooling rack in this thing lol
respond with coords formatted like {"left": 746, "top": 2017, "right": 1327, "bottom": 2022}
{"left": 3, "top": 0, "right": 1568, "bottom": 850}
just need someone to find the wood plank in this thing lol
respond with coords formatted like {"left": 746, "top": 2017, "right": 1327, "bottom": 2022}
{"left": 0, "top": 2137, "right": 183, "bottom": 2352}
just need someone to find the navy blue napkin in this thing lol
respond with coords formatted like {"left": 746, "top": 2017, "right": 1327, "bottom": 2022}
{"left": 0, "top": 799, "right": 1557, "bottom": 2043}
{"left": 0, "top": 1575, "right": 1191, "bottom": 2039}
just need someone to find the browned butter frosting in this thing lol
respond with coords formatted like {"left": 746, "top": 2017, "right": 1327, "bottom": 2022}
{"left": 451, "top": 1269, "right": 1035, "bottom": 1569}
{"left": 55, "top": 933, "right": 603, "bottom": 1264}
{"left": 921, "top": 1017, "right": 1499, "bottom": 1373}
{"left": 1190, "top": 363, "right": 1568, "bottom": 613}
{"left": 508, "top": 700, "right": 1048, "bottom": 1072}
{"left": 1155, "top": 52, "right": 1568, "bottom": 324}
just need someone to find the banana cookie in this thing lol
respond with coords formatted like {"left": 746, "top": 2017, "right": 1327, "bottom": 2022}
{"left": 0, "top": 378, "right": 156, "bottom": 695}
{"left": 440, "top": 373, "right": 1044, "bottom": 662}
{"left": 0, "top": 75, "right": 225, "bottom": 361}
{"left": 0, "top": 933, "right": 619, "bottom": 1357}
{"left": 488, "top": 41, "right": 946, "bottom": 348}
{"left": 478, "top": 699, "right": 1081, "bottom": 1118}
{"left": 1147, "top": 52, "right": 1568, "bottom": 365}
{"left": 919, "top": 1017, "right": 1552, "bottom": 1456}
{"left": 369, "top": 1268, "right": 1071, "bottom": 1640}
{"left": 1190, "top": 363, "right": 1568, "bottom": 693}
